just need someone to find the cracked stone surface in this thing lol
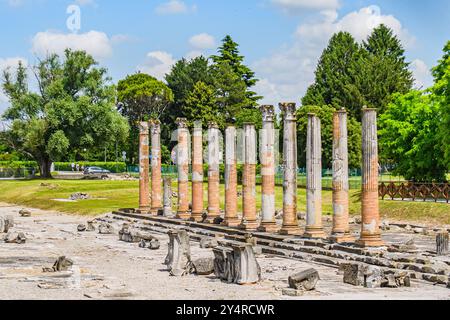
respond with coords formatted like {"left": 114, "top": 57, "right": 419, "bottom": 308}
{"left": 0, "top": 203, "right": 449, "bottom": 300}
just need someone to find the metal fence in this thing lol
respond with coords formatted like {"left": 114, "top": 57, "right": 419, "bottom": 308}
{"left": 0, "top": 167, "right": 36, "bottom": 179}
{"left": 379, "top": 181, "right": 450, "bottom": 203}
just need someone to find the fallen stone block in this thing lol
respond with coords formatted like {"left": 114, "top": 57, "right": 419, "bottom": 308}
{"left": 363, "top": 265, "right": 383, "bottom": 289}
{"left": 70, "top": 192, "right": 90, "bottom": 200}
{"left": 86, "top": 221, "right": 96, "bottom": 232}
{"left": 192, "top": 258, "right": 215, "bottom": 275}
{"left": 288, "top": 268, "right": 319, "bottom": 291}
{"left": 98, "top": 223, "right": 114, "bottom": 234}
{"left": 4, "top": 231, "right": 26, "bottom": 244}
{"left": 52, "top": 256, "right": 74, "bottom": 272}
{"left": 164, "top": 229, "right": 192, "bottom": 276}
{"left": 77, "top": 224, "right": 86, "bottom": 232}
{"left": 118, "top": 223, "right": 141, "bottom": 243}
{"left": 0, "top": 216, "right": 14, "bottom": 233}
{"left": 342, "top": 263, "right": 364, "bottom": 286}
{"left": 213, "top": 246, "right": 234, "bottom": 283}
{"left": 19, "top": 209, "right": 31, "bottom": 217}
{"left": 200, "top": 237, "right": 218, "bottom": 249}
{"left": 226, "top": 243, "right": 261, "bottom": 285}
{"left": 388, "top": 238, "right": 419, "bottom": 253}
{"left": 139, "top": 239, "right": 160, "bottom": 250}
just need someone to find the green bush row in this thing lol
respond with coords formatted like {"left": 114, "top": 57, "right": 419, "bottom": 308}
{"left": 53, "top": 162, "right": 127, "bottom": 173}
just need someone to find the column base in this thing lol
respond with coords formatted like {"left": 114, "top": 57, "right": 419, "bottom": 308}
{"left": 303, "top": 227, "right": 327, "bottom": 239}
{"left": 279, "top": 225, "right": 303, "bottom": 236}
{"left": 329, "top": 233, "right": 355, "bottom": 243}
{"left": 257, "top": 222, "right": 279, "bottom": 233}
{"left": 190, "top": 212, "right": 204, "bottom": 222}
{"left": 136, "top": 207, "right": 151, "bottom": 214}
{"left": 221, "top": 218, "right": 241, "bottom": 227}
{"left": 204, "top": 213, "right": 220, "bottom": 224}
{"left": 150, "top": 208, "right": 163, "bottom": 216}
{"left": 176, "top": 211, "right": 191, "bottom": 220}
{"left": 356, "top": 234, "right": 385, "bottom": 247}
{"left": 239, "top": 221, "right": 259, "bottom": 231}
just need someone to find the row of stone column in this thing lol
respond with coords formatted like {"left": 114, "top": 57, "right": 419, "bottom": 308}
{"left": 137, "top": 104, "right": 383, "bottom": 247}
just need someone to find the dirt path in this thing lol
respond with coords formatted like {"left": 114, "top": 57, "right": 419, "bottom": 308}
{"left": 0, "top": 203, "right": 449, "bottom": 300}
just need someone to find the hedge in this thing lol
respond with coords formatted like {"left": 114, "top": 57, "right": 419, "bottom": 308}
{"left": 53, "top": 162, "right": 127, "bottom": 173}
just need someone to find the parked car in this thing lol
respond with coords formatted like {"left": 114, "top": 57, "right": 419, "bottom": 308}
{"left": 83, "top": 167, "right": 111, "bottom": 179}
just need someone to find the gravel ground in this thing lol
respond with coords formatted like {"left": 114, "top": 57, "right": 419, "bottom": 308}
{"left": 0, "top": 203, "right": 449, "bottom": 300}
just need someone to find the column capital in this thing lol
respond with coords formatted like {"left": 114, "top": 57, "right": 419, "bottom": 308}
{"left": 335, "top": 108, "right": 347, "bottom": 114}
{"left": 138, "top": 121, "right": 149, "bottom": 133}
{"left": 279, "top": 102, "right": 296, "bottom": 121}
{"left": 176, "top": 117, "right": 188, "bottom": 129}
{"left": 149, "top": 119, "right": 161, "bottom": 134}
{"left": 260, "top": 105, "right": 275, "bottom": 122}
{"left": 208, "top": 121, "right": 219, "bottom": 129}
{"left": 362, "top": 106, "right": 377, "bottom": 113}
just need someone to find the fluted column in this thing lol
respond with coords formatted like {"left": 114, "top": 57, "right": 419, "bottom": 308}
{"left": 330, "top": 109, "right": 354, "bottom": 243}
{"left": 191, "top": 121, "right": 204, "bottom": 222}
{"left": 258, "top": 105, "right": 278, "bottom": 233}
{"left": 138, "top": 121, "right": 151, "bottom": 213}
{"left": 206, "top": 122, "right": 221, "bottom": 223}
{"left": 356, "top": 107, "right": 384, "bottom": 247}
{"left": 279, "top": 103, "right": 302, "bottom": 235}
{"left": 304, "top": 113, "right": 326, "bottom": 239}
{"left": 176, "top": 118, "right": 190, "bottom": 219}
{"left": 222, "top": 126, "right": 240, "bottom": 227}
{"left": 150, "top": 119, "right": 163, "bottom": 216}
{"left": 239, "top": 123, "right": 258, "bottom": 231}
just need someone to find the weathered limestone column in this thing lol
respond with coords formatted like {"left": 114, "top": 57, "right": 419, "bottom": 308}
{"left": 222, "top": 126, "right": 240, "bottom": 227}
{"left": 258, "top": 105, "right": 278, "bottom": 233}
{"left": 191, "top": 121, "right": 204, "bottom": 222}
{"left": 304, "top": 113, "right": 326, "bottom": 239}
{"left": 163, "top": 177, "right": 174, "bottom": 218}
{"left": 279, "top": 103, "right": 302, "bottom": 235}
{"left": 239, "top": 123, "right": 258, "bottom": 231}
{"left": 206, "top": 122, "right": 221, "bottom": 223}
{"left": 356, "top": 107, "right": 384, "bottom": 247}
{"left": 138, "top": 121, "right": 150, "bottom": 213}
{"left": 176, "top": 118, "right": 191, "bottom": 220}
{"left": 330, "top": 109, "right": 354, "bottom": 243}
{"left": 150, "top": 119, "right": 163, "bottom": 215}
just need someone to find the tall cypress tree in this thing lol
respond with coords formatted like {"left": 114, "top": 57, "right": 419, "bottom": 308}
{"left": 211, "top": 35, "right": 261, "bottom": 105}
{"left": 302, "top": 32, "right": 365, "bottom": 118}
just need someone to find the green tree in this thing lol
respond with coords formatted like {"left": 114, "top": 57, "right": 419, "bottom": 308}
{"left": 302, "top": 32, "right": 364, "bottom": 118}
{"left": 184, "top": 81, "right": 221, "bottom": 127}
{"left": 211, "top": 35, "right": 261, "bottom": 105}
{"left": 358, "top": 24, "right": 413, "bottom": 115}
{"left": 297, "top": 105, "right": 361, "bottom": 169}
{"left": 1, "top": 50, "right": 129, "bottom": 177}
{"left": 432, "top": 41, "right": 450, "bottom": 167}
{"left": 379, "top": 91, "right": 446, "bottom": 182}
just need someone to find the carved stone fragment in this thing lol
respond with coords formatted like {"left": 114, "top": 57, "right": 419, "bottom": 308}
{"left": 164, "top": 229, "right": 192, "bottom": 276}
{"left": 192, "top": 258, "right": 215, "bottom": 275}
{"left": 288, "top": 268, "right": 320, "bottom": 291}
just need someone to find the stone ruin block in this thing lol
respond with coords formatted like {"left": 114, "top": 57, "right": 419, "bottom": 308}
{"left": 192, "top": 258, "right": 215, "bottom": 275}
{"left": 0, "top": 216, "right": 14, "bottom": 233}
{"left": 86, "top": 221, "right": 96, "bottom": 232}
{"left": 4, "top": 231, "right": 26, "bottom": 244}
{"left": 200, "top": 237, "right": 218, "bottom": 249}
{"left": 43, "top": 256, "right": 74, "bottom": 272}
{"left": 77, "top": 224, "right": 86, "bottom": 232}
{"left": 164, "top": 229, "right": 192, "bottom": 277}
{"left": 288, "top": 268, "right": 320, "bottom": 291}
{"left": 213, "top": 244, "right": 261, "bottom": 285}
{"left": 342, "top": 263, "right": 411, "bottom": 288}
{"left": 19, "top": 209, "right": 31, "bottom": 217}
{"left": 98, "top": 223, "right": 114, "bottom": 234}
{"left": 139, "top": 238, "right": 161, "bottom": 250}
{"left": 118, "top": 223, "right": 141, "bottom": 243}
{"left": 436, "top": 232, "right": 449, "bottom": 256}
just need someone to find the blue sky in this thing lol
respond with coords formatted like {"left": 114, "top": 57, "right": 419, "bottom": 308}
{"left": 1, "top": 0, "right": 449, "bottom": 113}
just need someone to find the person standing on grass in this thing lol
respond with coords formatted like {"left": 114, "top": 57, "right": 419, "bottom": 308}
{"left": 71, "top": 163, "right": 75, "bottom": 172}
{"left": 76, "top": 163, "right": 80, "bottom": 172}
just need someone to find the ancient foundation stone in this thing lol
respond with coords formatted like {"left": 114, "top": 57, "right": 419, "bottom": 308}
{"left": 288, "top": 268, "right": 320, "bottom": 291}
{"left": 52, "top": 256, "right": 74, "bottom": 272}
{"left": 86, "top": 221, "right": 95, "bottom": 232}
{"left": 436, "top": 232, "right": 449, "bottom": 256}
{"left": 119, "top": 223, "right": 141, "bottom": 243}
{"left": 98, "top": 223, "right": 114, "bottom": 234}
{"left": 164, "top": 229, "right": 192, "bottom": 276}
{"left": 19, "top": 209, "right": 31, "bottom": 217}
{"left": 4, "top": 231, "right": 26, "bottom": 244}
{"left": 77, "top": 224, "right": 86, "bottom": 232}
{"left": 192, "top": 258, "right": 215, "bottom": 275}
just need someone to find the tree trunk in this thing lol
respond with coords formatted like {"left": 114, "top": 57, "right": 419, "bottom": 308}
{"left": 39, "top": 158, "right": 53, "bottom": 179}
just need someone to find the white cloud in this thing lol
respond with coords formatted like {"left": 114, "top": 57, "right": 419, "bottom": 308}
{"left": 137, "top": 51, "right": 176, "bottom": 81}
{"left": 7, "top": 0, "right": 23, "bottom": 7}
{"left": 272, "top": 0, "right": 340, "bottom": 12}
{"left": 189, "top": 33, "right": 215, "bottom": 50}
{"left": 253, "top": 5, "right": 415, "bottom": 107}
{"left": 31, "top": 30, "right": 113, "bottom": 59}
{"left": 410, "top": 59, "right": 433, "bottom": 89}
{"left": 155, "top": 0, "right": 196, "bottom": 15}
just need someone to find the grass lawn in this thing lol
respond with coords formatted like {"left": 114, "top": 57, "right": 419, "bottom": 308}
{"left": 0, "top": 179, "right": 449, "bottom": 225}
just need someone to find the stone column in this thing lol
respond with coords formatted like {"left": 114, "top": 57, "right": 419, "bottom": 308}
{"left": 356, "top": 107, "right": 384, "bottom": 247}
{"left": 258, "top": 105, "right": 278, "bottom": 233}
{"left": 138, "top": 121, "right": 150, "bottom": 213}
{"left": 239, "top": 123, "right": 258, "bottom": 231}
{"left": 330, "top": 109, "right": 354, "bottom": 243}
{"left": 191, "top": 121, "right": 204, "bottom": 222}
{"left": 176, "top": 118, "right": 191, "bottom": 220}
{"left": 222, "top": 126, "right": 240, "bottom": 227}
{"left": 304, "top": 113, "right": 326, "bottom": 239}
{"left": 150, "top": 119, "right": 163, "bottom": 216}
{"left": 163, "top": 177, "right": 174, "bottom": 218}
{"left": 206, "top": 122, "right": 221, "bottom": 223}
{"left": 279, "top": 103, "right": 302, "bottom": 235}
